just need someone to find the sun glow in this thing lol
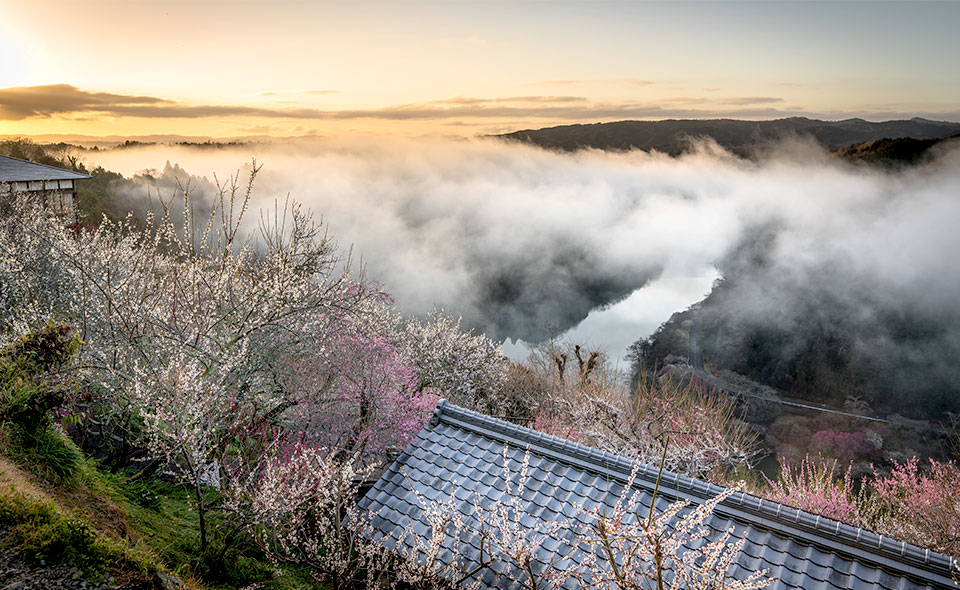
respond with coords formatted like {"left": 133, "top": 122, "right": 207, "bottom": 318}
{"left": 0, "top": 1, "right": 958, "bottom": 139}
{"left": 0, "top": 26, "right": 30, "bottom": 88}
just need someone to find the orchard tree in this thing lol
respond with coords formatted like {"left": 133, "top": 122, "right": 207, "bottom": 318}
{"left": 0, "top": 166, "right": 432, "bottom": 551}
{"left": 271, "top": 300, "right": 439, "bottom": 458}
{"left": 401, "top": 309, "right": 508, "bottom": 412}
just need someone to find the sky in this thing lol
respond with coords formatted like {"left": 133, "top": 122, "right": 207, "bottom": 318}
{"left": 1, "top": 0, "right": 959, "bottom": 139}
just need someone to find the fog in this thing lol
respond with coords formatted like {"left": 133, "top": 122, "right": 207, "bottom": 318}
{"left": 83, "top": 137, "right": 960, "bottom": 364}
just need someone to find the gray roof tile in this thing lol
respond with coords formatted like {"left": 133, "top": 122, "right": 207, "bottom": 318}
{"left": 0, "top": 155, "right": 90, "bottom": 182}
{"left": 360, "top": 400, "right": 957, "bottom": 589}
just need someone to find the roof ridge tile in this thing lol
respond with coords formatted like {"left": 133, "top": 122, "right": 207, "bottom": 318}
{"left": 429, "top": 400, "right": 957, "bottom": 580}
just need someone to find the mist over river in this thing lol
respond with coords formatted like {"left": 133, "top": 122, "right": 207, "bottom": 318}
{"left": 85, "top": 136, "right": 960, "bottom": 366}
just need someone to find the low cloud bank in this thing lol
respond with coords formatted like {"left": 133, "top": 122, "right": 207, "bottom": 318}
{"left": 84, "top": 137, "right": 960, "bottom": 363}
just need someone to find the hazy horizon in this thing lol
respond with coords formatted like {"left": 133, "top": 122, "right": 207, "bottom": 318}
{"left": 6, "top": 110, "right": 960, "bottom": 147}
{"left": 52, "top": 133, "right": 957, "bottom": 365}
{"left": 3, "top": 1, "right": 960, "bottom": 139}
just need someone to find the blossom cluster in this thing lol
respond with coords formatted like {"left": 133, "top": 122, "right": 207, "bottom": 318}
{"left": 0, "top": 176, "right": 506, "bottom": 551}
{"left": 575, "top": 462, "right": 771, "bottom": 590}
{"left": 763, "top": 453, "right": 960, "bottom": 560}
{"left": 871, "top": 457, "right": 960, "bottom": 557}
{"left": 401, "top": 309, "right": 508, "bottom": 412}
{"left": 518, "top": 355, "right": 759, "bottom": 479}
{"left": 762, "top": 454, "right": 864, "bottom": 526}
{"left": 239, "top": 443, "right": 774, "bottom": 590}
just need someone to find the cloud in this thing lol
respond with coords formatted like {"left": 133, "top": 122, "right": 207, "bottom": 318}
{"left": 0, "top": 84, "right": 331, "bottom": 120}
{"left": 260, "top": 89, "right": 339, "bottom": 97}
{"left": 0, "top": 84, "right": 789, "bottom": 122}
{"left": 715, "top": 97, "right": 784, "bottom": 105}
{"left": 239, "top": 125, "right": 276, "bottom": 134}
{"left": 660, "top": 96, "right": 784, "bottom": 106}
{"left": 687, "top": 142, "right": 960, "bottom": 414}
{"left": 0, "top": 84, "right": 171, "bottom": 120}
{"left": 320, "top": 103, "right": 792, "bottom": 121}
{"left": 532, "top": 78, "right": 654, "bottom": 86}
{"left": 428, "top": 96, "right": 588, "bottom": 105}
{"left": 5, "top": 84, "right": 955, "bottom": 129}
{"left": 81, "top": 137, "right": 960, "bottom": 361}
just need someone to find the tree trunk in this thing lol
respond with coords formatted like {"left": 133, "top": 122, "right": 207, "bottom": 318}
{"left": 195, "top": 479, "right": 208, "bottom": 553}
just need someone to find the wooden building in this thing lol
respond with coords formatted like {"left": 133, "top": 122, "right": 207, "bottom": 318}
{"left": 0, "top": 155, "right": 91, "bottom": 219}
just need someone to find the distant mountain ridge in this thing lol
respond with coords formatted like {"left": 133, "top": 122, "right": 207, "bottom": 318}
{"left": 835, "top": 134, "right": 960, "bottom": 166}
{"left": 496, "top": 117, "right": 960, "bottom": 154}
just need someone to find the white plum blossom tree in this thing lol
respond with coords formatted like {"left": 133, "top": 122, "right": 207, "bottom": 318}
{"left": 401, "top": 309, "right": 508, "bottom": 412}
{"left": 0, "top": 169, "right": 439, "bottom": 551}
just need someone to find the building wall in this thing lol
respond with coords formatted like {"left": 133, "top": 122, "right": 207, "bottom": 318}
{"left": 0, "top": 180, "right": 77, "bottom": 219}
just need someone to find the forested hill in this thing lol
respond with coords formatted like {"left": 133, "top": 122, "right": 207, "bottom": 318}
{"left": 630, "top": 227, "right": 960, "bottom": 421}
{"left": 835, "top": 135, "right": 960, "bottom": 166}
{"left": 496, "top": 117, "right": 960, "bottom": 154}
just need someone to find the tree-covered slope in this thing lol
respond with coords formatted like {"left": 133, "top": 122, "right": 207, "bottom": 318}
{"left": 498, "top": 117, "right": 960, "bottom": 154}
{"left": 631, "top": 228, "right": 960, "bottom": 420}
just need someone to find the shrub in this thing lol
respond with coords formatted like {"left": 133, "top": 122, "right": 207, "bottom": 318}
{"left": 0, "top": 321, "right": 79, "bottom": 375}
{"left": 808, "top": 428, "right": 877, "bottom": 463}
{"left": 401, "top": 309, "right": 508, "bottom": 413}
{"left": 499, "top": 363, "right": 551, "bottom": 422}
{"left": 763, "top": 454, "right": 865, "bottom": 526}
{"left": 0, "top": 322, "right": 78, "bottom": 431}
{"left": 228, "top": 444, "right": 395, "bottom": 589}
{"left": 531, "top": 410, "right": 582, "bottom": 442}
{"left": 532, "top": 367, "right": 759, "bottom": 479}
{"left": 0, "top": 323, "right": 84, "bottom": 483}
{"left": 870, "top": 457, "right": 960, "bottom": 558}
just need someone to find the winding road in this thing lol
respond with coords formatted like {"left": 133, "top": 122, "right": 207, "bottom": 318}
{"left": 687, "top": 316, "right": 893, "bottom": 425}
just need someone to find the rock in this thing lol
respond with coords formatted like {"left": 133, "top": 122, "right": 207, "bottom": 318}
{"left": 153, "top": 571, "right": 185, "bottom": 590}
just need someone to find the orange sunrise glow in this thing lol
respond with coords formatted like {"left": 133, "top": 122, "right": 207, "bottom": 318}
{"left": 1, "top": 0, "right": 958, "bottom": 140}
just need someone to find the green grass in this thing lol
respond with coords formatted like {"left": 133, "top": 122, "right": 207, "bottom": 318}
{"left": 0, "top": 450, "right": 322, "bottom": 589}
{"left": 5, "top": 426, "right": 85, "bottom": 485}
{"left": 103, "top": 471, "right": 321, "bottom": 589}
{"left": 0, "top": 324, "right": 321, "bottom": 588}
{"left": 110, "top": 476, "right": 204, "bottom": 575}
{"left": 0, "top": 484, "right": 159, "bottom": 584}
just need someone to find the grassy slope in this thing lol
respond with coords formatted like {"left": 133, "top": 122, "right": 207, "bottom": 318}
{"left": 0, "top": 450, "right": 322, "bottom": 589}
{"left": 0, "top": 322, "right": 319, "bottom": 589}
{"left": 0, "top": 455, "right": 162, "bottom": 588}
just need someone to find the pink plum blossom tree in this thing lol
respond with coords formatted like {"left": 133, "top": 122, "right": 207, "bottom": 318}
{"left": 870, "top": 457, "right": 960, "bottom": 558}
{"left": 762, "top": 454, "right": 864, "bottom": 526}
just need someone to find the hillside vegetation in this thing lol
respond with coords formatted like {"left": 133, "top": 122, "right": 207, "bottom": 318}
{"left": 835, "top": 135, "right": 960, "bottom": 167}
{"left": 630, "top": 226, "right": 960, "bottom": 420}
{"left": 0, "top": 166, "right": 784, "bottom": 588}
{"left": 497, "top": 117, "right": 960, "bottom": 154}
{"left": 2, "top": 139, "right": 959, "bottom": 587}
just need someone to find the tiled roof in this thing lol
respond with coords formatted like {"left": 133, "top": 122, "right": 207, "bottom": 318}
{"left": 0, "top": 155, "right": 90, "bottom": 182}
{"left": 360, "top": 400, "right": 957, "bottom": 589}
